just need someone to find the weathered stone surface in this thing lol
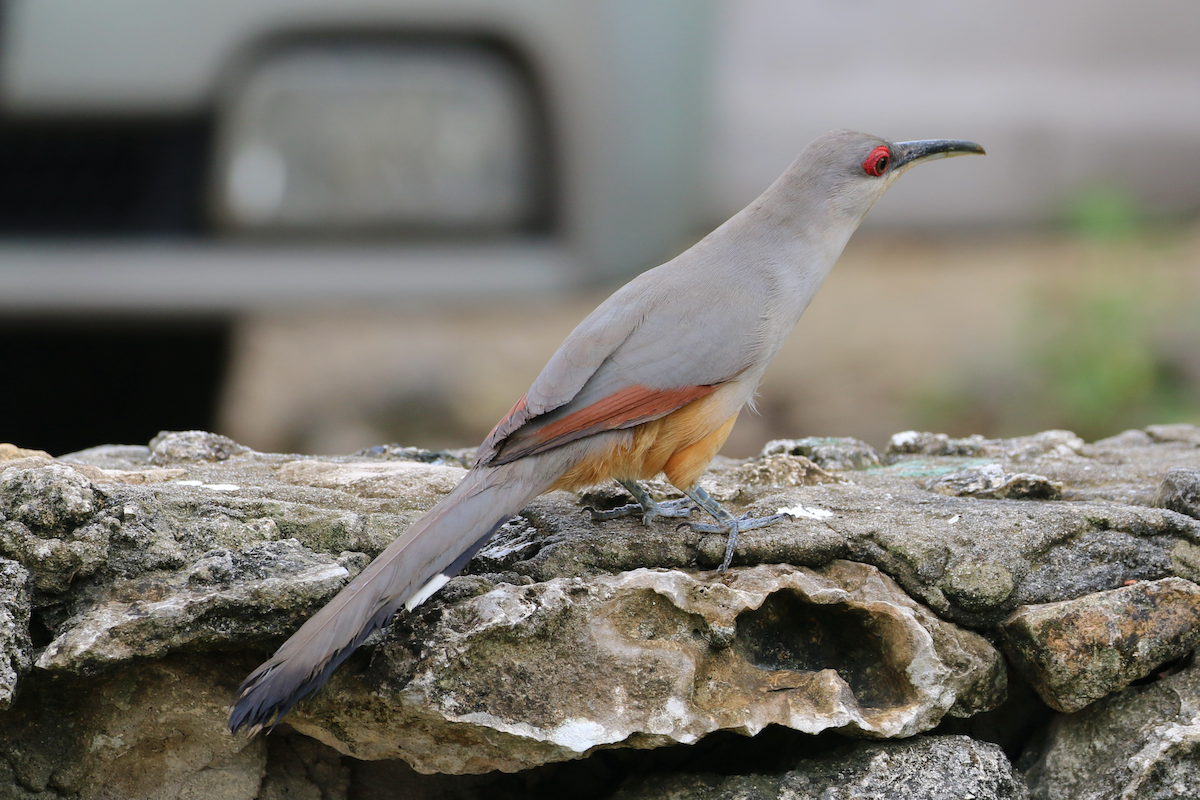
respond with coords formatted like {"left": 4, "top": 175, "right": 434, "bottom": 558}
{"left": 886, "top": 429, "right": 1085, "bottom": 461}
{"left": 148, "top": 430, "right": 251, "bottom": 465}
{"left": 1000, "top": 577, "right": 1200, "bottom": 712}
{"left": 1024, "top": 659, "right": 1200, "bottom": 800}
{"left": 0, "top": 657, "right": 266, "bottom": 800}
{"left": 0, "top": 425, "right": 1197, "bottom": 792}
{"left": 0, "top": 463, "right": 98, "bottom": 534}
{"left": 762, "top": 437, "right": 881, "bottom": 471}
{"left": 1, "top": 444, "right": 53, "bottom": 462}
{"left": 730, "top": 454, "right": 840, "bottom": 488}
{"left": 0, "top": 557, "right": 31, "bottom": 709}
{"left": 1155, "top": 467, "right": 1200, "bottom": 520}
{"left": 1146, "top": 423, "right": 1200, "bottom": 447}
{"left": 278, "top": 459, "right": 467, "bottom": 508}
{"left": 926, "top": 463, "right": 1063, "bottom": 500}
{"left": 258, "top": 734, "right": 350, "bottom": 800}
{"left": 612, "top": 735, "right": 1028, "bottom": 799}
{"left": 35, "top": 539, "right": 361, "bottom": 676}
{"left": 290, "top": 560, "right": 1004, "bottom": 773}
{"left": 0, "top": 464, "right": 107, "bottom": 595}
{"left": 512, "top": 427, "right": 1200, "bottom": 629}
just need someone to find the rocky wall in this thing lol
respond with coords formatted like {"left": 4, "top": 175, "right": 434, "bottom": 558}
{"left": 1, "top": 426, "right": 1199, "bottom": 798}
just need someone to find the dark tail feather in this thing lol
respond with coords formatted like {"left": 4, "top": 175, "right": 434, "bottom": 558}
{"left": 228, "top": 458, "right": 558, "bottom": 735}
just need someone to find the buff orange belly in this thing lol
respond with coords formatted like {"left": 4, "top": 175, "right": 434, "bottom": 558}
{"left": 548, "top": 391, "right": 740, "bottom": 493}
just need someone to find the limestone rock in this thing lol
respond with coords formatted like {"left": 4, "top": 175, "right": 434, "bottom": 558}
{"left": 1155, "top": 467, "right": 1200, "bottom": 520}
{"left": 612, "top": 735, "right": 1028, "bottom": 799}
{"left": 888, "top": 430, "right": 986, "bottom": 457}
{"left": 0, "top": 657, "right": 266, "bottom": 800}
{"left": 0, "top": 558, "right": 31, "bottom": 709}
{"left": 1024, "top": 659, "right": 1200, "bottom": 800}
{"left": 0, "top": 444, "right": 53, "bottom": 462}
{"left": 999, "top": 577, "right": 1200, "bottom": 712}
{"left": 0, "top": 463, "right": 97, "bottom": 533}
{"left": 0, "top": 426, "right": 1198, "bottom": 793}
{"left": 730, "top": 454, "right": 840, "bottom": 488}
{"left": 926, "top": 463, "right": 1063, "bottom": 500}
{"left": 148, "top": 430, "right": 251, "bottom": 465}
{"left": 277, "top": 459, "right": 466, "bottom": 508}
{"left": 290, "top": 560, "right": 1004, "bottom": 774}
{"left": 516, "top": 427, "right": 1200, "bottom": 629}
{"left": 1145, "top": 423, "right": 1200, "bottom": 447}
{"left": 258, "top": 734, "right": 351, "bottom": 800}
{"left": 0, "top": 463, "right": 109, "bottom": 595}
{"left": 761, "top": 437, "right": 881, "bottom": 471}
{"left": 35, "top": 539, "right": 357, "bottom": 676}
{"left": 886, "top": 429, "right": 1084, "bottom": 461}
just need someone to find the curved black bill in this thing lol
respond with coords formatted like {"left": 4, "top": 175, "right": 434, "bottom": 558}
{"left": 892, "top": 139, "right": 986, "bottom": 171}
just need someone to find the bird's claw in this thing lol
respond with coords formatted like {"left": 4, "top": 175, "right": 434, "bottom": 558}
{"left": 679, "top": 512, "right": 788, "bottom": 572}
{"left": 589, "top": 497, "right": 695, "bottom": 525}
{"left": 586, "top": 502, "right": 642, "bottom": 521}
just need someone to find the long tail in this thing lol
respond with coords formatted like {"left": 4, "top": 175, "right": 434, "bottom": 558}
{"left": 228, "top": 454, "right": 565, "bottom": 734}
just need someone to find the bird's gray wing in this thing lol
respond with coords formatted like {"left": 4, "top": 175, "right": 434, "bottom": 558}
{"left": 476, "top": 263, "right": 763, "bottom": 465}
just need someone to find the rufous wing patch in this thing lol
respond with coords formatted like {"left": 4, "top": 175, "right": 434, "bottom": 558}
{"left": 492, "top": 383, "right": 719, "bottom": 463}
{"left": 476, "top": 393, "right": 529, "bottom": 465}
{"left": 487, "top": 394, "right": 528, "bottom": 441}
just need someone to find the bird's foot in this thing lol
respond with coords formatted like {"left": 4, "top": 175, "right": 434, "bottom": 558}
{"left": 679, "top": 512, "right": 786, "bottom": 572}
{"left": 587, "top": 481, "right": 695, "bottom": 525}
{"left": 635, "top": 497, "right": 697, "bottom": 525}
{"left": 678, "top": 485, "right": 787, "bottom": 572}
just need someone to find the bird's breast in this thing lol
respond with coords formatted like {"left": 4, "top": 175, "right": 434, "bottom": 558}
{"left": 547, "top": 381, "right": 750, "bottom": 493}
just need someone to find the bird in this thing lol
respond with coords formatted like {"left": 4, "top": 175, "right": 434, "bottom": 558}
{"left": 229, "top": 129, "right": 984, "bottom": 734}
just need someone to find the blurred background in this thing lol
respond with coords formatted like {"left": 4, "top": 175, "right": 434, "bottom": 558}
{"left": 1, "top": 0, "right": 1198, "bottom": 458}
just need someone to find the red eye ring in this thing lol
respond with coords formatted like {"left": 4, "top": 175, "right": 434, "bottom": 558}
{"left": 863, "top": 145, "right": 891, "bottom": 177}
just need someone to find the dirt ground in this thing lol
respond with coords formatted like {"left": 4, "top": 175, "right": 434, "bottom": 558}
{"left": 218, "top": 228, "right": 1200, "bottom": 458}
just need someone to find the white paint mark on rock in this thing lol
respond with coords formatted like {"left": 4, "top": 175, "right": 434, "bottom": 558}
{"left": 777, "top": 504, "right": 834, "bottom": 520}
{"left": 171, "top": 480, "right": 239, "bottom": 491}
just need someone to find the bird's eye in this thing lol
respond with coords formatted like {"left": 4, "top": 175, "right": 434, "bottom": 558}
{"left": 863, "top": 146, "right": 891, "bottom": 177}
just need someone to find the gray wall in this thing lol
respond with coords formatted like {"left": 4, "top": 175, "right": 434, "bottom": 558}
{"left": 708, "top": 0, "right": 1200, "bottom": 227}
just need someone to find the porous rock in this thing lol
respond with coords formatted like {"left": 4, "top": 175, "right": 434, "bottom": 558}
{"left": 761, "top": 437, "right": 881, "bottom": 471}
{"left": 1024, "top": 659, "right": 1200, "bottom": 800}
{"left": 35, "top": 539, "right": 359, "bottom": 676}
{"left": 1146, "top": 424, "right": 1200, "bottom": 447}
{"left": 290, "top": 560, "right": 1005, "bottom": 773}
{"left": 0, "top": 463, "right": 97, "bottom": 533}
{"left": 0, "top": 656, "right": 266, "bottom": 800}
{"left": 999, "top": 577, "right": 1200, "bottom": 713}
{"left": 148, "top": 430, "right": 252, "bottom": 465}
{"left": 886, "top": 429, "right": 1085, "bottom": 462}
{"left": 1, "top": 558, "right": 31, "bottom": 709}
{"left": 926, "top": 463, "right": 1063, "bottom": 500}
{"left": 1155, "top": 467, "right": 1200, "bottom": 520}
{"left": 0, "top": 426, "right": 1197, "bottom": 793}
{"left": 612, "top": 735, "right": 1028, "bottom": 800}
{"left": 515, "top": 426, "right": 1200, "bottom": 629}
{"left": 0, "top": 464, "right": 108, "bottom": 595}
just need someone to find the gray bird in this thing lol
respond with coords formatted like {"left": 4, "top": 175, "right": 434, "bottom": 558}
{"left": 229, "top": 129, "right": 985, "bottom": 734}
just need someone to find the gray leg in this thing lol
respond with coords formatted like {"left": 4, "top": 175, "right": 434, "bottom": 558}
{"left": 588, "top": 480, "right": 695, "bottom": 525}
{"left": 680, "top": 485, "right": 785, "bottom": 572}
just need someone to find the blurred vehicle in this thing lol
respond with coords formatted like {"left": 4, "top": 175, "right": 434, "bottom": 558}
{"left": 0, "top": 0, "right": 711, "bottom": 305}
{"left": 0, "top": 0, "right": 711, "bottom": 453}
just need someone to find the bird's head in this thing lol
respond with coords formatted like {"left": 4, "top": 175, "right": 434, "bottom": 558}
{"left": 793, "top": 129, "right": 985, "bottom": 224}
